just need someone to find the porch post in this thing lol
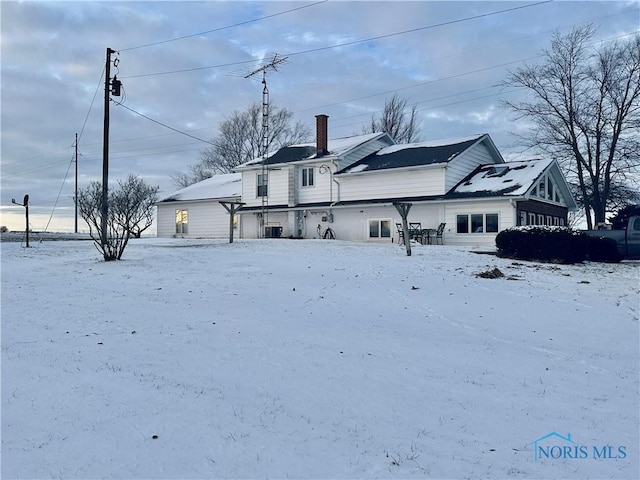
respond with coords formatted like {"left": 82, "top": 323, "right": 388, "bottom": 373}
{"left": 393, "top": 202, "right": 412, "bottom": 256}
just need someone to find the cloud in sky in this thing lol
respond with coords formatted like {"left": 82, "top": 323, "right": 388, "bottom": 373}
{"left": 1, "top": 0, "right": 638, "bottom": 232}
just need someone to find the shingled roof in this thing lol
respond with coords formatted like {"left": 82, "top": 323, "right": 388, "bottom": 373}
{"left": 447, "top": 159, "right": 552, "bottom": 198}
{"left": 337, "top": 134, "right": 485, "bottom": 174}
{"left": 236, "top": 132, "right": 388, "bottom": 169}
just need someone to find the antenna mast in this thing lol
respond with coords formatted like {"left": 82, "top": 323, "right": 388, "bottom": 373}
{"left": 244, "top": 54, "right": 288, "bottom": 238}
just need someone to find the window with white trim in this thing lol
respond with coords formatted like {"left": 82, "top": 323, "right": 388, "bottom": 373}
{"left": 369, "top": 219, "right": 391, "bottom": 238}
{"left": 301, "top": 167, "right": 315, "bottom": 187}
{"left": 456, "top": 213, "right": 499, "bottom": 233}
{"left": 175, "top": 209, "right": 188, "bottom": 235}
{"left": 257, "top": 173, "right": 268, "bottom": 197}
{"left": 521, "top": 211, "right": 565, "bottom": 226}
{"left": 530, "top": 172, "right": 563, "bottom": 204}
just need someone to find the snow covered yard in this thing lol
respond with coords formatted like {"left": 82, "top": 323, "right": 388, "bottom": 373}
{"left": 1, "top": 238, "right": 638, "bottom": 479}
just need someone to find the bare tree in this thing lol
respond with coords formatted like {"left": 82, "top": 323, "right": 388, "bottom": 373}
{"left": 173, "top": 103, "right": 311, "bottom": 187}
{"left": 114, "top": 174, "right": 159, "bottom": 239}
{"left": 363, "top": 94, "right": 421, "bottom": 143}
{"left": 502, "top": 26, "right": 640, "bottom": 228}
{"left": 78, "top": 174, "right": 159, "bottom": 261}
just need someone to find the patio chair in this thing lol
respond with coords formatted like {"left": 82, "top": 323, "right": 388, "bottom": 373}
{"left": 396, "top": 223, "right": 404, "bottom": 244}
{"left": 408, "top": 222, "right": 424, "bottom": 243}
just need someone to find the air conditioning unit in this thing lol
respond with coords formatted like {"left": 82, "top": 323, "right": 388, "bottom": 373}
{"left": 264, "top": 226, "right": 283, "bottom": 238}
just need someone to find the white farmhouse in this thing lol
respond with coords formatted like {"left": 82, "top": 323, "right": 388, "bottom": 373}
{"left": 156, "top": 114, "right": 577, "bottom": 246}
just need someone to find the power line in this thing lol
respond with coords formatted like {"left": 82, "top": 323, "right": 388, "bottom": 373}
{"left": 2, "top": 159, "right": 72, "bottom": 179}
{"left": 119, "top": 0, "right": 328, "bottom": 52}
{"left": 78, "top": 65, "right": 106, "bottom": 143}
{"left": 116, "top": 103, "right": 215, "bottom": 145}
{"left": 296, "top": 55, "right": 543, "bottom": 114}
{"left": 123, "top": 0, "right": 553, "bottom": 79}
{"left": 295, "top": 27, "right": 638, "bottom": 129}
{"left": 40, "top": 66, "right": 107, "bottom": 233}
{"left": 286, "top": 1, "right": 554, "bottom": 59}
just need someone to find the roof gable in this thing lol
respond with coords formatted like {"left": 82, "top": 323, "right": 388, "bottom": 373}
{"left": 235, "top": 132, "right": 392, "bottom": 170}
{"left": 447, "top": 158, "right": 577, "bottom": 208}
{"left": 337, "top": 134, "right": 488, "bottom": 174}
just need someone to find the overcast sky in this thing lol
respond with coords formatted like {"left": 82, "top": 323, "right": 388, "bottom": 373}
{"left": 1, "top": 0, "right": 638, "bottom": 232}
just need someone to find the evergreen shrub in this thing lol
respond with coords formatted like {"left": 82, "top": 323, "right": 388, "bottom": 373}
{"left": 586, "top": 236, "right": 622, "bottom": 263}
{"left": 495, "top": 226, "right": 589, "bottom": 264}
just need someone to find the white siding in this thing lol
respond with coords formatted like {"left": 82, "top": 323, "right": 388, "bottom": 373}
{"left": 443, "top": 199, "right": 516, "bottom": 247}
{"left": 239, "top": 212, "right": 259, "bottom": 239}
{"left": 445, "top": 143, "right": 500, "bottom": 192}
{"left": 297, "top": 162, "right": 336, "bottom": 204}
{"left": 237, "top": 211, "right": 287, "bottom": 238}
{"left": 241, "top": 169, "right": 289, "bottom": 207}
{"left": 156, "top": 204, "right": 176, "bottom": 237}
{"left": 338, "top": 166, "right": 446, "bottom": 202}
{"left": 299, "top": 203, "right": 444, "bottom": 243}
{"left": 156, "top": 201, "right": 236, "bottom": 238}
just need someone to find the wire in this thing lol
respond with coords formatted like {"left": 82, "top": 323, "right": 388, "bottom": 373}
{"left": 286, "top": 1, "right": 554, "bottom": 59}
{"left": 298, "top": 27, "right": 638, "bottom": 130}
{"left": 78, "top": 65, "right": 106, "bottom": 143}
{"left": 296, "top": 55, "right": 543, "bottom": 114}
{"left": 123, "top": 0, "right": 553, "bottom": 79}
{"left": 1, "top": 160, "right": 72, "bottom": 179}
{"left": 119, "top": 0, "right": 328, "bottom": 52}
{"left": 43, "top": 152, "right": 75, "bottom": 233}
{"left": 41, "top": 66, "right": 105, "bottom": 233}
{"left": 115, "top": 103, "right": 215, "bottom": 145}
{"left": 122, "top": 59, "right": 262, "bottom": 79}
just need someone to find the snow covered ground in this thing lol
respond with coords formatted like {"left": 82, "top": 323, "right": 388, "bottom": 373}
{"left": 1, "top": 238, "right": 638, "bottom": 479}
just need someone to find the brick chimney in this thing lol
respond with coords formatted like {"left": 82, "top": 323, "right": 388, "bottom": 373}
{"left": 315, "top": 114, "right": 328, "bottom": 156}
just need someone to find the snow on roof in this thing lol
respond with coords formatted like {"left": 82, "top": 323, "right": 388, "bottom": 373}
{"left": 453, "top": 158, "right": 552, "bottom": 196}
{"left": 340, "top": 134, "right": 485, "bottom": 174}
{"left": 379, "top": 134, "right": 484, "bottom": 154}
{"left": 236, "top": 132, "right": 387, "bottom": 169}
{"left": 158, "top": 173, "right": 241, "bottom": 203}
{"left": 328, "top": 132, "right": 384, "bottom": 156}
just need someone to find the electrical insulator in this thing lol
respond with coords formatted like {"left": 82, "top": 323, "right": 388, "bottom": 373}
{"left": 111, "top": 77, "right": 122, "bottom": 96}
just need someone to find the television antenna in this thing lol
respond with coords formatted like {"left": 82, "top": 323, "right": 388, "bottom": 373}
{"left": 243, "top": 54, "right": 288, "bottom": 238}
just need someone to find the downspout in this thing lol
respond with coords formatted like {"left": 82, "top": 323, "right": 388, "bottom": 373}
{"left": 330, "top": 159, "right": 341, "bottom": 206}
{"left": 510, "top": 198, "right": 517, "bottom": 226}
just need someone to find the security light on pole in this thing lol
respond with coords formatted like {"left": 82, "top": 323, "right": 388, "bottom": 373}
{"left": 11, "top": 194, "right": 30, "bottom": 248}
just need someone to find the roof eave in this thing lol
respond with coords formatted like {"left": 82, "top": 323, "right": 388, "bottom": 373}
{"left": 156, "top": 195, "right": 241, "bottom": 205}
{"left": 336, "top": 162, "right": 445, "bottom": 177}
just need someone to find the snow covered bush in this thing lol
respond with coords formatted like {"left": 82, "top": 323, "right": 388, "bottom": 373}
{"left": 495, "top": 226, "right": 589, "bottom": 264}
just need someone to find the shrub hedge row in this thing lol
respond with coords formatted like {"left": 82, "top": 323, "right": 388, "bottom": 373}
{"left": 495, "top": 227, "right": 621, "bottom": 264}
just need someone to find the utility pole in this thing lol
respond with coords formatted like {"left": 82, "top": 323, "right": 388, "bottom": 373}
{"left": 74, "top": 133, "right": 78, "bottom": 233}
{"left": 101, "top": 47, "right": 122, "bottom": 247}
